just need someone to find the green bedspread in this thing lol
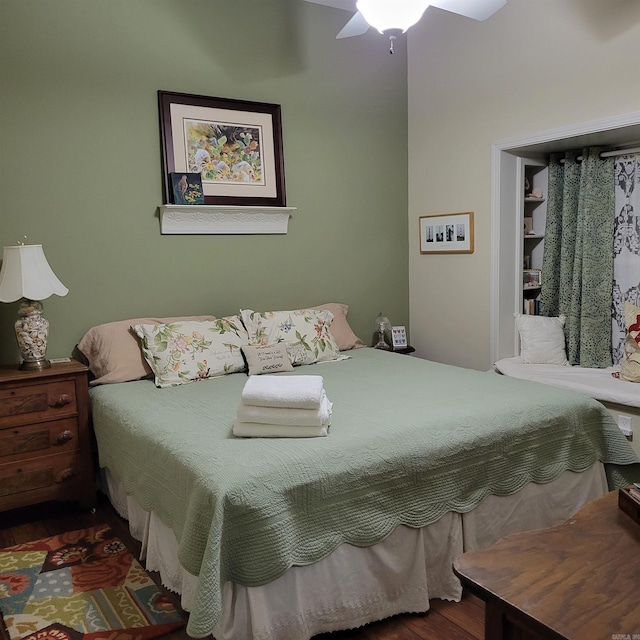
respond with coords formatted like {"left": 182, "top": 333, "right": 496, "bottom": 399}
{"left": 90, "top": 348, "right": 640, "bottom": 637}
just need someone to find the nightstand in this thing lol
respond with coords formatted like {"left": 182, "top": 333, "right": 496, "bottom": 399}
{"left": 392, "top": 346, "right": 415, "bottom": 355}
{"left": 0, "top": 360, "right": 94, "bottom": 512}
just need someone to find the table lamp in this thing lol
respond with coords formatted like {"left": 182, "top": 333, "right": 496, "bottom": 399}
{"left": 0, "top": 244, "right": 69, "bottom": 370}
{"left": 374, "top": 312, "right": 392, "bottom": 350}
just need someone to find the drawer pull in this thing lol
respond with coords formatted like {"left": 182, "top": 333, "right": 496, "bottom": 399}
{"left": 54, "top": 430, "right": 74, "bottom": 445}
{"left": 55, "top": 468, "right": 76, "bottom": 483}
{"left": 50, "top": 394, "right": 72, "bottom": 408}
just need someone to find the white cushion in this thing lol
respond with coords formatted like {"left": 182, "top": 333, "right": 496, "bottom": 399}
{"left": 515, "top": 313, "right": 569, "bottom": 366}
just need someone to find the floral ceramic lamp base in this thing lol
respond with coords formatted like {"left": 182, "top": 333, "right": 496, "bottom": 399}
{"left": 15, "top": 300, "right": 51, "bottom": 370}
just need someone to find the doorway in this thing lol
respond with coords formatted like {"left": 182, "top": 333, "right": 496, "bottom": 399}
{"left": 490, "top": 111, "right": 640, "bottom": 365}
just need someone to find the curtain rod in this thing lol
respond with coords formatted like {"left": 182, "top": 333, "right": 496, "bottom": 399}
{"left": 560, "top": 146, "right": 640, "bottom": 163}
{"left": 601, "top": 146, "right": 640, "bottom": 158}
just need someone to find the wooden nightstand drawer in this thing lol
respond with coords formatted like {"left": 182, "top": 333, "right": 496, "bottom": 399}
{"left": 0, "top": 361, "right": 94, "bottom": 512}
{"left": 0, "top": 417, "right": 79, "bottom": 462}
{"left": 0, "top": 379, "right": 77, "bottom": 428}
{"left": 0, "top": 451, "right": 85, "bottom": 498}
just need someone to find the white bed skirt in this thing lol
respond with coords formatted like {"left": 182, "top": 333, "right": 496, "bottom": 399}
{"left": 104, "top": 464, "right": 608, "bottom": 640}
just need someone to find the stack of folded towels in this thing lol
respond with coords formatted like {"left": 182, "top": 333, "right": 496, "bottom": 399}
{"left": 233, "top": 374, "right": 332, "bottom": 438}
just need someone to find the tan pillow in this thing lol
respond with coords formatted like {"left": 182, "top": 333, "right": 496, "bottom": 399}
{"left": 242, "top": 343, "right": 294, "bottom": 376}
{"left": 77, "top": 315, "right": 216, "bottom": 385}
{"left": 311, "top": 303, "right": 365, "bottom": 351}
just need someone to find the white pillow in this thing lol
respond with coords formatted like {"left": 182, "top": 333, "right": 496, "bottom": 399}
{"left": 515, "top": 313, "right": 569, "bottom": 365}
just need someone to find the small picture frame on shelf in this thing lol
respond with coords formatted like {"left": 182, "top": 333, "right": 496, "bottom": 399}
{"left": 523, "top": 254, "right": 531, "bottom": 269}
{"left": 170, "top": 172, "right": 205, "bottom": 205}
{"left": 523, "top": 269, "right": 541, "bottom": 288}
{"left": 523, "top": 217, "right": 533, "bottom": 235}
{"left": 391, "top": 326, "right": 408, "bottom": 350}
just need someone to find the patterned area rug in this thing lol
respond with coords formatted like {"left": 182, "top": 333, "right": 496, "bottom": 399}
{"left": 0, "top": 524, "right": 186, "bottom": 640}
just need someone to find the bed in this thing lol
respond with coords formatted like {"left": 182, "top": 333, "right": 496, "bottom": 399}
{"left": 82, "top": 310, "right": 640, "bottom": 640}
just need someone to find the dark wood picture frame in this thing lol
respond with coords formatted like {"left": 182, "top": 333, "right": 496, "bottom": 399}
{"left": 158, "top": 91, "right": 286, "bottom": 207}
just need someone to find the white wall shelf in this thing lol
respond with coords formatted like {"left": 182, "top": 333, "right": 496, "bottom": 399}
{"left": 159, "top": 204, "right": 296, "bottom": 235}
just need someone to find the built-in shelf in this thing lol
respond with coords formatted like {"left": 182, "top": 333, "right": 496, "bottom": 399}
{"left": 524, "top": 234, "right": 545, "bottom": 239}
{"left": 159, "top": 204, "right": 296, "bottom": 235}
{"left": 525, "top": 197, "right": 545, "bottom": 203}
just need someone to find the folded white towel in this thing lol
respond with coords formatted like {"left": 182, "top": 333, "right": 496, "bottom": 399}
{"left": 236, "top": 392, "right": 332, "bottom": 427}
{"left": 233, "top": 420, "right": 329, "bottom": 438}
{"left": 241, "top": 374, "right": 325, "bottom": 409}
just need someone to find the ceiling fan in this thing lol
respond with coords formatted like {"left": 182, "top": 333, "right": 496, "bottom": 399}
{"left": 303, "top": 0, "right": 507, "bottom": 39}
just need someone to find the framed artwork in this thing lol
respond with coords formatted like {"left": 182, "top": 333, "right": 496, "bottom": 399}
{"left": 169, "top": 172, "right": 204, "bottom": 205}
{"left": 158, "top": 91, "right": 286, "bottom": 207}
{"left": 523, "top": 269, "right": 542, "bottom": 288}
{"left": 419, "top": 212, "right": 474, "bottom": 254}
{"left": 391, "top": 326, "right": 408, "bottom": 350}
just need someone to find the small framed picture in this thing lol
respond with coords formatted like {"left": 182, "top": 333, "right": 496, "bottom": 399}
{"left": 523, "top": 217, "right": 533, "bottom": 235}
{"left": 419, "top": 212, "right": 474, "bottom": 254}
{"left": 170, "top": 172, "right": 204, "bottom": 205}
{"left": 391, "top": 326, "right": 408, "bottom": 350}
{"left": 523, "top": 269, "right": 541, "bottom": 288}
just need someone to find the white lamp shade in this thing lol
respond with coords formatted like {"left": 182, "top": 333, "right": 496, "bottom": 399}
{"left": 356, "top": 0, "right": 430, "bottom": 33}
{"left": 0, "top": 245, "right": 69, "bottom": 303}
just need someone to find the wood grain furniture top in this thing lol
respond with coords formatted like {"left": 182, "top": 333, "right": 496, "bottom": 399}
{"left": 453, "top": 490, "right": 640, "bottom": 640}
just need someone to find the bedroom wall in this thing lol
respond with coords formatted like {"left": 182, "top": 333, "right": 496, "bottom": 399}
{"left": 0, "top": 0, "right": 408, "bottom": 365}
{"left": 408, "top": 0, "right": 640, "bottom": 371}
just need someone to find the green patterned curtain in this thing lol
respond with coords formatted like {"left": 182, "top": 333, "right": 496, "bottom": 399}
{"left": 540, "top": 148, "right": 615, "bottom": 367}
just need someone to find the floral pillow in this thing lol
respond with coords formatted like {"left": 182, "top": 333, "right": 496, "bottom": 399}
{"left": 132, "top": 316, "right": 248, "bottom": 388}
{"left": 617, "top": 301, "right": 640, "bottom": 383}
{"left": 625, "top": 301, "right": 640, "bottom": 345}
{"left": 77, "top": 314, "right": 216, "bottom": 385}
{"left": 310, "top": 303, "right": 365, "bottom": 351}
{"left": 240, "top": 308, "right": 341, "bottom": 366}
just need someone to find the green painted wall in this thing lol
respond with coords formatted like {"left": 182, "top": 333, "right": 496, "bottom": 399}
{"left": 0, "top": 0, "right": 408, "bottom": 365}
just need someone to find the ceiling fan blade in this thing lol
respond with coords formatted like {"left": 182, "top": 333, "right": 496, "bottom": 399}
{"left": 430, "top": 0, "right": 507, "bottom": 21}
{"left": 336, "top": 11, "right": 371, "bottom": 38}
{"left": 302, "top": 0, "right": 357, "bottom": 11}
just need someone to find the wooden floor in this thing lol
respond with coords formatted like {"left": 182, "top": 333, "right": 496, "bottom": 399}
{"left": 0, "top": 495, "right": 485, "bottom": 640}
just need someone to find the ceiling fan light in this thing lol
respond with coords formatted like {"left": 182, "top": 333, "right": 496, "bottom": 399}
{"left": 356, "top": 0, "right": 430, "bottom": 34}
